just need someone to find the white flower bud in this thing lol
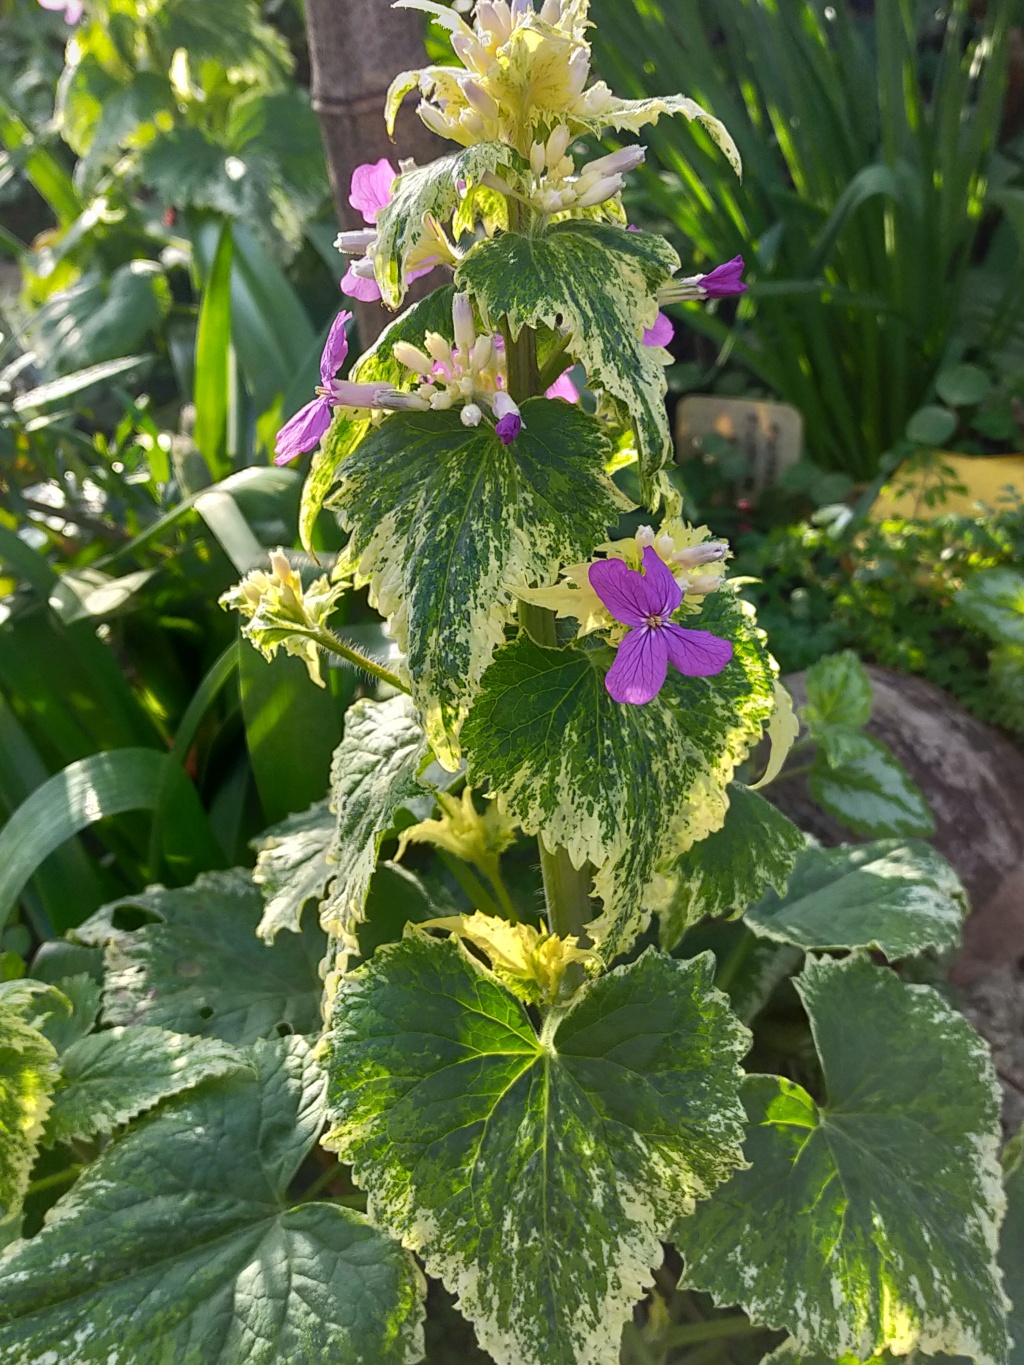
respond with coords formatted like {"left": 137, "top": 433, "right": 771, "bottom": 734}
{"left": 393, "top": 342, "right": 434, "bottom": 375}
{"left": 584, "top": 145, "right": 646, "bottom": 180}
{"left": 452, "top": 33, "right": 488, "bottom": 73}
{"left": 530, "top": 141, "right": 546, "bottom": 178}
{"left": 270, "top": 549, "right": 292, "bottom": 581}
{"left": 351, "top": 257, "right": 377, "bottom": 279}
{"left": 687, "top": 573, "right": 722, "bottom": 595}
{"left": 540, "top": 0, "right": 562, "bottom": 20}
{"left": 461, "top": 403, "right": 484, "bottom": 427}
{"left": 492, "top": 391, "right": 521, "bottom": 420}
{"left": 462, "top": 77, "right": 499, "bottom": 121}
{"left": 430, "top": 390, "right": 455, "bottom": 410}
{"left": 452, "top": 292, "right": 476, "bottom": 356}
{"left": 471, "top": 335, "right": 494, "bottom": 371}
{"left": 672, "top": 541, "right": 729, "bottom": 567}
{"left": 510, "top": 0, "right": 530, "bottom": 22}
{"left": 334, "top": 228, "right": 377, "bottom": 254}
{"left": 477, "top": 1, "right": 511, "bottom": 42}
{"left": 656, "top": 534, "right": 675, "bottom": 559}
{"left": 635, "top": 525, "right": 656, "bottom": 547}
{"left": 418, "top": 102, "right": 454, "bottom": 140}
{"left": 425, "top": 332, "right": 453, "bottom": 365}
{"left": 546, "top": 124, "right": 572, "bottom": 165}
{"left": 566, "top": 47, "right": 589, "bottom": 98}
{"left": 574, "top": 174, "right": 623, "bottom": 209}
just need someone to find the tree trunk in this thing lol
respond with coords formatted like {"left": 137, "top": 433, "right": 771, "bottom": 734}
{"left": 304, "top": 0, "right": 445, "bottom": 347}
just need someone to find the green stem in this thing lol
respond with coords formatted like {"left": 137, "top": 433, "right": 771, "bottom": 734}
{"left": 658, "top": 1317, "right": 767, "bottom": 1348}
{"left": 27, "top": 1164, "right": 83, "bottom": 1197}
{"left": 309, "top": 626, "right": 409, "bottom": 694}
{"left": 772, "top": 760, "right": 815, "bottom": 784}
{"left": 436, "top": 850, "right": 504, "bottom": 918}
{"left": 481, "top": 856, "right": 520, "bottom": 924}
{"left": 300, "top": 1161, "right": 344, "bottom": 1202}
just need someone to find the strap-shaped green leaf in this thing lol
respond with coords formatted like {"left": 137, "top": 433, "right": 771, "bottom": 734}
{"left": 457, "top": 220, "right": 679, "bottom": 499}
{"left": 809, "top": 732, "right": 935, "bottom": 838}
{"left": 46, "top": 1025, "right": 252, "bottom": 1145}
{"left": 299, "top": 287, "right": 457, "bottom": 553}
{"left": 0, "top": 1037, "right": 425, "bottom": 1365}
{"left": 252, "top": 799, "right": 334, "bottom": 941}
{"left": 463, "top": 590, "right": 776, "bottom": 959}
{"left": 374, "top": 144, "right": 519, "bottom": 306}
{"left": 333, "top": 400, "right": 626, "bottom": 766}
{"left": 658, "top": 784, "right": 806, "bottom": 948}
{"left": 77, "top": 869, "right": 325, "bottom": 1045}
{"left": 743, "top": 838, "right": 966, "bottom": 957}
{"left": 675, "top": 954, "right": 1009, "bottom": 1365}
{"left": 320, "top": 695, "right": 429, "bottom": 956}
{"left": 0, "top": 1005, "right": 58, "bottom": 1222}
{"left": 324, "top": 934, "right": 748, "bottom": 1365}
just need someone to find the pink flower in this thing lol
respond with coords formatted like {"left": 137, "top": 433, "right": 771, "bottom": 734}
{"left": 545, "top": 371, "right": 580, "bottom": 403}
{"left": 38, "top": 0, "right": 83, "bottom": 20}
{"left": 340, "top": 159, "right": 442, "bottom": 301}
{"left": 588, "top": 546, "right": 733, "bottom": 704}
{"left": 643, "top": 311, "right": 674, "bottom": 348}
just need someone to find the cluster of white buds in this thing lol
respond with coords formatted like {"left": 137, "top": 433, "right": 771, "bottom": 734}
{"left": 635, "top": 524, "right": 729, "bottom": 596}
{"left": 520, "top": 127, "right": 645, "bottom": 215}
{"left": 391, "top": 292, "right": 524, "bottom": 444}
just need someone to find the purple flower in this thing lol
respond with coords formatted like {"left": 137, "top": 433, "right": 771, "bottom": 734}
{"left": 349, "top": 159, "right": 397, "bottom": 223}
{"left": 545, "top": 371, "right": 580, "bottom": 403}
{"left": 643, "top": 311, "right": 674, "bottom": 348}
{"left": 699, "top": 255, "right": 747, "bottom": 299}
{"left": 588, "top": 546, "right": 733, "bottom": 704}
{"left": 274, "top": 312, "right": 351, "bottom": 465}
{"left": 38, "top": 0, "right": 82, "bottom": 21}
{"left": 495, "top": 413, "right": 523, "bottom": 444}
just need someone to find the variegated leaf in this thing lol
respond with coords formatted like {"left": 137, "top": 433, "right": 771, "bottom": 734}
{"left": 809, "top": 732, "right": 935, "bottom": 839}
{"left": 1004, "top": 1132, "right": 1024, "bottom": 1364}
{"left": 463, "top": 590, "right": 776, "bottom": 960}
{"left": 803, "top": 650, "right": 873, "bottom": 733}
{"left": 676, "top": 954, "right": 1009, "bottom": 1365}
{"left": 457, "top": 220, "right": 679, "bottom": 500}
{"left": 252, "top": 799, "right": 334, "bottom": 941}
{"left": 657, "top": 784, "right": 806, "bottom": 949}
{"left": 299, "top": 287, "right": 456, "bottom": 553}
{"left": 0, "top": 1005, "right": 58, "bottom": 1222}
{"left": 0, "top": 1037, "right": 425, "bottom": 1365}
{"left": 323, "top": 934, "right": 749, "bottom": 1365}
{"left": 575, "top": 92, "right": 741, "bottom": 177}
{"left": 332, "top": 399, "right": 626, "bottom": 767}
{"left": 320, "top": 694, "right": 430, "bottom": 955}
{"left": 744, "top": 838, "right": 967, "bottom": 958}
{"left": 45, "top": 1026, "right": 251, "bottom": 1145}
{"left": 374, "top": 144, "right": 520, "bottom": 306}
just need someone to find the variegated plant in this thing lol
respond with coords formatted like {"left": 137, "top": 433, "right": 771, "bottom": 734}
{"left": 3, "top": 4, "right": 1017, "bottom": 1365}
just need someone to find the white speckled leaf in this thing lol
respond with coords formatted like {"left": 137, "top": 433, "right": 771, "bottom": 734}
{"left": 0, "top": 1037, "right": 425, "bottom": 1365}
{"left": 374, "top": 144, "right": 519, "bottom": 306}
{"left": 575, "top": 91, "right": 742, "bottom": 177}
{"left": 809, "top": 732, "right": 935, "bottom": 839}
{"left": 676, "top": 954, "right": 1010, "bottom": 1365}
{"left": 462, "top": 591, "right": 776, "bottom": 960}
{"left": 332, "top": 400, "right": 626, "bottom": 767}
{"left": 1004, "top": 1134, "right": 1024, "bottom": 1365}
{"left": 457, "top": 221, "right": 679, "bottom": 500}
{"left": 45, "top": 1025, "right": 252, "bottom": 1145}
{"left": 323, "top": 934, "right": 749, "bottom": 1365}
{"left": 743, "top": 838, "right": 967, "bottom": 958}
{"left": 0, "top": 1006, "right": 58, "bottom": 1222}
{"left": 320, "top": 694, "right": 430, "bottom": 954}
{"left": 78, "top": 869, "right": 326, "bottom": 1045}
{"left": 658, "top": 784, "right": 806, "bottom": 949}
{"left": 298, "top": 287, "right": 457, "bottom": 553}
{"left": 252, "top": 800, "right": 334, "bottom": 941}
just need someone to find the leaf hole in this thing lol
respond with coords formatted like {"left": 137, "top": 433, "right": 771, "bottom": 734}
{"left": 275, "top": 1021, "right": 293, "bottom": 1037}
{"left": 197, "top": 1005, "right": 215, "bottom": 1020}
{"left": 110, "top": 905, "right": 161, "bottom": 932}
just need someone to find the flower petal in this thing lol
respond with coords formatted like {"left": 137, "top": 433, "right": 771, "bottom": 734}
{"left": 605, "top": 627, "right": 668, "bottom": 704}
{"left": 406, "top": 262, "right": 439, "bottom": 283}
{"left": 341, "top": 265, "right": 383, "bottom": 301}
{"left": 588, "top": 556, "right": 653, "bottom": 627}
{"left": 320, "top": 311, "right": 353, "bottom": 386}
{"left": 546, "top": 371, "right": 580, "bottom": 403}
{"left": 643, "top": 311, "right": 674, "bottom": 348}
{"left": 274, "top": 398, "right": 331, "bottom": 465}
{"left": 639, "top": 545, "right": 683, "bottom": 618}
{"left": 663, "top": 623, "right": 734, "bottom": 676}
{"left": 701, "top": 255, "right": 747, "bottom": 299}
{"left": 349, "top": 158, "right": 397, "bottom": 223}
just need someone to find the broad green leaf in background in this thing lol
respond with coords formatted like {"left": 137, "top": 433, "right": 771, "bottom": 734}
{"left": 299, "top": 287, "right": 457, "bottom": 552}
{"left": 936, "top": 363, "right": 991, "bottom": 407}
{"left": 956, "top": 568, "right": 1024, "bottom": 647}
{"left": 31, "top": 974, "right": 101, "bottom": 1054}
{"left": 809, "top": 732, "right": 935, "bottom": 838}
{"left": 657, "top": 784, "right": 806, "bottom": 948}
{"left": 372, "top": 142, "right": 518, "bottom": 305}
{"left": 905, "top": 404, "right": 958, "bottom": 447}
{"left": 333, "top": 400, "right": 626, "bottom": 766}
{"left": 463, "top": 592, "right": 776, "bottom": 960}
{"left": 252, "top": 800, "right": 334, "bottom": 942}
{"left": 324, "top": 935, "right": 749, "bottom": 1365}
{"left": 0, "top": 1006, "right": 59, "bottom": 1223}
{"left": 193, "top": 218, "right": 234, "bottom": 481}
{"left": 76, "top": 869, "right": 325, "bottom": 1046}
{"left": 457, "top": 221, "right": 679, "bottom": 499}
{"left": 0, "top": 749, "right": 222, "bottom": 938}
{"left": 743, "top": 839, "right": 966, "bottom": 958}
{"left": 0, "top": 1037, "right": 425, "bottom": 1365}
{"left": 675, "top": 955, "right": 1008, "bottom": 1364}
{"left": 319, "top": 696, "right": 429, "bottom": 955}
{"left": 45, "top": 1025, "right": 251, "bottom": 1145}
{"left": 803, "top": 650, "right": 873, "bottom": 732}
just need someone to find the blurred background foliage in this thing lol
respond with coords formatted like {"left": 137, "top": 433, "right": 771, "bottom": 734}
{"left": 0, "top": 0, "right": 1023, "bottom": 984}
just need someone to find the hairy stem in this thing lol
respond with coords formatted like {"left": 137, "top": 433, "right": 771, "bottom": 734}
{"left": 436, "top": 850, "right": 505, "bottom": 919}
{"left": 309, "top": 626, "right": 409, "bottom": 694}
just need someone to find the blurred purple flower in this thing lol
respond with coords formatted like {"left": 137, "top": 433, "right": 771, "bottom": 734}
{"left": 700, "top": 255, "right": 747, "bottom": 299}
{"left": 643, "top": 311, "right": 674, "bottom": 347}
{"left": 588, "top": 546, "right": 733, "bottom": 704}
{"left": 38, "top": 0, "right": 83, "bottom": 20}
{"left": 275, "top": 312, "right": 351, "bottom": 465}
{"left": 545, "top": 371, "right": 580, "bottom": 403}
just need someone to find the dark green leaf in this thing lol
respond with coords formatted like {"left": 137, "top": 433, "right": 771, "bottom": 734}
{"left": 0, "top": 1005, "right": 58, "bottom": 1222}
{"left": 809, "top": 733, "right": 935, "bottom": 838}
{"left": 803, "top": 650, "right": 872, "bottom": 732}
{"left": 324, "top": 934, "right": 748, "bottom": 1365}
{"left": 251, "top": 800, "right": 333, "bottom": 942}
{"left": 956, "top": 568, "right": 1024, "bottom": 647}
{"left": 936, "top": 364, "right": 991, "bottom": 407}
{"left": 905, "top": 405, "right": 958, "bottom": 447}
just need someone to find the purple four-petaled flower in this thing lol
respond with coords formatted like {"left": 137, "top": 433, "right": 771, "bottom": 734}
{"left": 699, "top": 255, "right": 747, "bottom": 299}
{"left": 588, "top": 546, "right": 733, "bottom": 704}
{"left": 274, "top": 312, "right": 352, "bottom": 465}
